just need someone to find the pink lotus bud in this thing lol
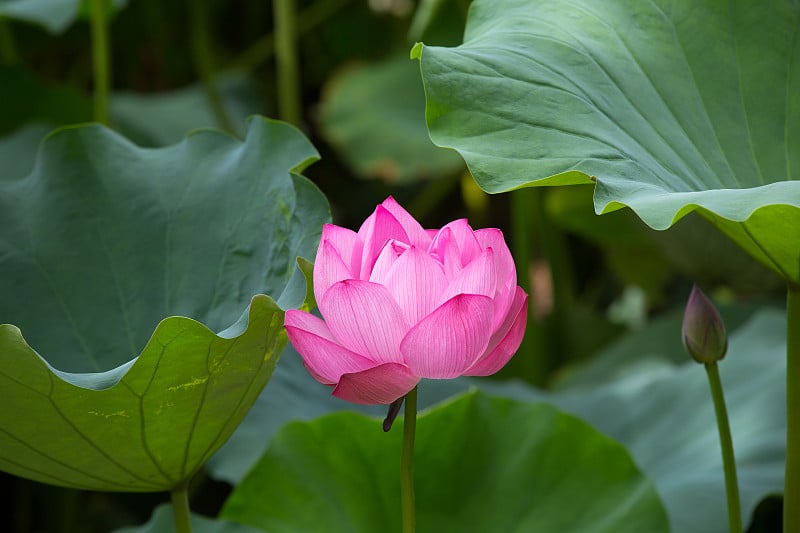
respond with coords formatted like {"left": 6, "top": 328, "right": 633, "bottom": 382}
{"left": 682, "top": 284, "right": 728, "bottom": 364}
{"left": 284, "top": 197, "right": 528, "bottom": 404}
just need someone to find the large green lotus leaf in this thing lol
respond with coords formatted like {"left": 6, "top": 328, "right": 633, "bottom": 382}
{"left": 317, "top": 53, "right": 463, "bottom": 184}
{"left": 220, "top": 392, "right": 669, "bottom": 533}
{"left": 412, "top": 0, "right": 800, "bottom": 284}
{"left": 0, "top": 0, "right": 126, "bottom": 33}
{"left": 0, "top": 117, "right": 329, "bottom": 491}
{"left": 0, "top": 295, "right": 283, "bottom": 492}
{"left": 0, "top": 117, "right": 323, "bottom": 373}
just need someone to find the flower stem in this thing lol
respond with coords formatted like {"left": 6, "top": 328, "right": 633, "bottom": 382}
{"left": 401, "top": 386, "right": 418, "bottom": 533}
{"left": 785, "top": 285, "right": 800, "bottom": 532}
{"left": 705, "top": 362, "right": 742, "bottom": 533}
{"left": 89, "top": 0, "right": 110, "bottom": 126}
{"left": 170, "top": 483, "right": 193, "bottom": 533}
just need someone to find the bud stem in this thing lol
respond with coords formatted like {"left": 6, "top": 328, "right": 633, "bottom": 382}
{"left": 785, "top": 286, "right": 800, "bottom": 533}
{"left": 401, "top": 386, "right": 418, "bottom": 533}
{"left": 705, "top": 362, "right": 742, "bottom": 533}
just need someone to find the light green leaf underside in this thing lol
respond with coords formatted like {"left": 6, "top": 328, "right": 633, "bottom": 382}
{"left": 0, "top": 294, "right": 283, "bottom": 492}
{"left": 413, "top": 0, "right": 800, "bottom": 283}
{"left": 220, "top": 392, "right": 669, "bottom": 533}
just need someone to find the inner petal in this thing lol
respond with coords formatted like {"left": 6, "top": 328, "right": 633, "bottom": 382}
{"left": 382, "top": 246, "right": 447, "bottom": 325}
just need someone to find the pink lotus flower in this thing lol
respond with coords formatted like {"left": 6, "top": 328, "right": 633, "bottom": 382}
{"left": 284, "top": 197, "right": 528, "bottom": 404}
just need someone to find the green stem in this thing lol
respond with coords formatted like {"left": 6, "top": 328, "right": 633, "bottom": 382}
{"left": 171, "top": 484, "right": 193, "bottom": 533}
{"left": 234, "top": 0, "right": 351, "bottom": 70}
{"left": 187, "top": 0, "right": 233, "bottom": 133}
{"left": 0, "top": 15, "right": 18, "bottom": 65}
{"left": 705, "top": 362, "right": 742, "bottom": 533}
{"left": 785, "top": 286, "right": 800, "bottom": 532}
{"left": 401, "top": 386, "right": 417, "bottom": 533}
{"left": 273, "top": 0, "right": 302, "bottom": 127}
{"left": 89, "top": 0, "right": 110, "bottom": 125}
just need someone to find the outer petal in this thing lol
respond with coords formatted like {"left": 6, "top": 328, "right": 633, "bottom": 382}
{"left": 285, "top": 310, "right": 376, "bottom": 384}
{"left": 380, "top": 196, "right": 431, "bottom": 250}
{"left": 356, "top": 205, "right": 410, "bottom": 279}
{"left": 400, "top": 294, "right": 493, "bottom": 379}
{"left": 438, "top": 248, "right": 496, "bottom": 305}
{"left": 333, "top": 363, "right": 420, "bottom": 405}
{"left": 319, "top": 280, "right": 409, "bottom": 364}
{"left": 464, "top": 287, "right": 528, "bottom": 377}
{"left": 382, "top": 246, "right": 447, "bottom": 325}
{"left": 474, "top": 228, "right": 516, "bottom": 290}
{"left": 475, "top": 228, "right": 517, "bottom": 327}
{"left": 313, "top": 238, "right": 354, "bottom": 306}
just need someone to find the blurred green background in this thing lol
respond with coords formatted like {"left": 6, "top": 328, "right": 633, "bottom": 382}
{"left": 0, "top": 0, "right": 787, "bottom": 531}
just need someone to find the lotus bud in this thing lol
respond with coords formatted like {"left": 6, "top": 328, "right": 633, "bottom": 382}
{"left": 682, "top": 284, "right": 728, "bottom": 364}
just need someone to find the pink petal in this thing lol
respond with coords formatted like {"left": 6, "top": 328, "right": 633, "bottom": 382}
{"left": 400, "top": 294, "right": 493, "bottom": 379}
{"left": 320, "top": 224, "right": 358, "bottom": 272}
{"left": 474, "top": 228, "right": 518, "bottom": 327}
{"left": 438, "top": 219, "right": 482, "bottom": 265}
{"left": 356, "top": 205, "right": 410, "bottom": 279}
{"left": 465, "top": 287, "right": 528, "bottom": 376}
{"left": 428, "top": 227, "right": 462, "bottom": 277}
{"left": 438, "top": 248, "right": 497, "bottom": 305}
{"left": 333, "top": 363, "right": 420, "bottom": 405}
{"left": 285, "top": 310, "right": 377, "bottom": 384}
{"left": 382, "top": 246, "right": 447, "bottom": 325}
{"left": 474, "top": 228, "right": 516, "bottom": 290}
{"left": 314, "top": 239, "right": 354, "bottom": 306}
{"left": 319, "top": 280, "right": 409, "bottom": 364}
{"left": 380, "top": 197, "right": 431, "bottom": 249}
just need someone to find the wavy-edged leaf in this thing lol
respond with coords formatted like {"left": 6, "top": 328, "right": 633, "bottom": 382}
{"left": 0, "top": 295, "right": 282, "bottom": 492}
{"left": 0, "top": 117, "right": 322, "bottom": 372}
{"left": 0, "top": 117, "right": 330, "bottom": 491}
{"left": 413, "top": 0, "right": 800, "bottom": 284}
{"left": 220, "top": 392, "right": 669, "bottom": 533}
